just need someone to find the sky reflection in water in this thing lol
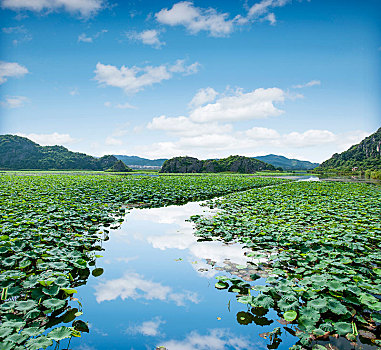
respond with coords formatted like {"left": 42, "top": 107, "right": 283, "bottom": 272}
{"left": 68, "top": 201, "right": 298, "bottom": 350}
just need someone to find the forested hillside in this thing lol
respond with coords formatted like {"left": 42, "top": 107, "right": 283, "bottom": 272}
{"left": 316, "top": 127, "right": 381, "bottom": 171}
{"left": 0, "top": 135, "right": 119, "bottom": 170}
{"left": 160, "top": 155, "right": 278, "bottom": 173}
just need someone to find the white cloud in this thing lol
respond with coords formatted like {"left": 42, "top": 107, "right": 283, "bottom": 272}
{"left": 1, "top": 0, "right": 105, "bottom": 17}
{"left": 94, "top": 59, "right": 199, "bottom": 94}
{"left": 264, "top": 12, "right": 276, "bottom": 24}
{"left": 115, "top": 102, "right": 137, "bottom": 109}
{"left": 189, "top": 87, "right": 285, "bottom": 123}
{"left": 105, "top": 137, "right": 123, "bottom": 146}
{"left": 16, "top": 132, "right": 76, "bottom": 146}
{"left": 94, "top": 272, "right": 199, "bottom": 306}
{"left": 155, "top": 1, "right": 237, "bottom": 37}
{"left": 134, "top": 126, "right": 369, "bottom": 163}
{"left": 126, "top": 29, "right": 165, "bottom": 48}
{"left": 248, "top": 0, "right": 290, "bottom": 18}
{"left": 245, "top": 126, "right": 280, "bottom": 139}
{"left": 0, "top": 95, "right": 29, "bottom": 108}
{"left": 161, "top": 329, "right": 253, "bottom": 350}
{"left": 282, "top": 129, "right": 336, "bottom": 147}
{"left": 147, "top": 115, "right": 232, "bottom": 137}
{"left": 0, "top": 61, "right": 28, "bottom": 84}
{"left": 292, "top": 80, "right": 321, "bottom": 89}
{"left": 127, "top": 317, "right": 165, "bottom": 337}
{"left": 78, "top": 29, "right": 107, "bottom": 43}
{"left": 189, "top": 87, "right": 218, "bottom": 108}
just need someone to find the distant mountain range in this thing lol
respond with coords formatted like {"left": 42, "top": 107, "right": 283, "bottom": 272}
{"left": 253, "top": 154, "right": 319, "bottom": 171}
{"left": 114, "top": 155, "right": 167, "bottom": 167}
{"left": 316, "top": 127, "right": 381, "bottom": 171}
{"left": 115, "top": 154, "right": 319, "bottom": 171}
{"left": 0, "top": 135, "right": 119, "bottom": 171}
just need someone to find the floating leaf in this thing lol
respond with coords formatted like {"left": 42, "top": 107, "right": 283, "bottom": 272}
{"left": 283, "top": 310, "right": 297, "bottom": 322}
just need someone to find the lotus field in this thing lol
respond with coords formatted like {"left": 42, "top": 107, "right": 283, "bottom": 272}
{"left": 192, "top": 181, "right": 381, "bottom": 348}
{"left": 0, "top": 174, "right": 288, "bottom": 350}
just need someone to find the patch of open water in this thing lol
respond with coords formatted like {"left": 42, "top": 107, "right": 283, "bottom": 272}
{"left": 66, "top": 201, "right": 298, "bottom": 350}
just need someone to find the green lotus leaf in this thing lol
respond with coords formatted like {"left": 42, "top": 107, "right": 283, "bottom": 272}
{"left": 327, "top": 298, "right": 347, "bottom": 315}
{"left": 25, "top": 309, "right": 40, "bottom": 319}
{"left": 92, "top": 268, "right": 104, "bottom": 277}
{"left": 308, "top": 297, "right": 328, "bottom": 310}
{"left": 54, "top": 276, "right": 69, "bottom": 287}
{"left": 0, "top": 341, "right": 14, "bottom": 350}
{"left": 48, "top": 326, "right": 72, "bottom": 341}
{"left": 42, "top": 284, "right": 60, "bottom": 296}
{"left": 326, "top": 280, "right": 345, "bottom": 291}
{"left": 283, "top": 310, "right": 297, "bottom": 322}
{"left": 236, "top": 311, "right": 254, "bottom": 325}
{"left": 6, "top": 333, "right": 28, "bottom": 344}
{"left": 42, "top": 298, "right": 66, "bottom": 311}
{"left": 73, "top": 320, "right": 89, "bottom": 333}
{"left": 22, "top": 327, "right": 45, "bottom": 337}
{"left": 215, "top": 282, "right": 228, "bottom": 289}
{"left": 1, "top": 322, "right": 25, "bottom": 331}
{"left": 15, "top": 300, "right": 37, "bottom": 312}
{"left": 25, "top": 335, "right": 53, "bottom": 350}
{"left": 0, "top": 327, "right": 13, "bottom": 339}
{"left": 0, "top": 301, "right": 15, "bottom": 311}
{"left": 334, "top": 322, "right": 352, "bottom": 335}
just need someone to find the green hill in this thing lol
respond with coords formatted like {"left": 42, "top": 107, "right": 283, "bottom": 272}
{"left": 114, "top": 155, "right": 167, "bottom": 167}
{"left": 315, "top": 127, "right": 381, "bottom": 172}
{"left": 106, "top": 160, "right": 132, "bottom": 172}
{"left": 254, "top": 154, "right": 319, "bottom": 170}
{"left": 0, "top": 134, "right": 119, "bottom": 171}
{"left": 160, "top": 155, "right": 277, "bottom": 173}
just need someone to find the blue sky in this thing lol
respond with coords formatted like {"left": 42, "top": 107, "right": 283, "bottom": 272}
{"left": 0, "top": 0, "right": 380, "bottom": 162}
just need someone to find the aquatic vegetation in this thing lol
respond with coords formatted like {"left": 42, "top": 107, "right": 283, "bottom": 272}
{"left": 0, "top": 173, "right": 287, "bottom": 349}
{"left": 192, "top": 181, "right": 381, "bottom": 348}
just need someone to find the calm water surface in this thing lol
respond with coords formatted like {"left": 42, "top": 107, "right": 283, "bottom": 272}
{"left": 66, "top": 201, "right": 299, "bottom": 350}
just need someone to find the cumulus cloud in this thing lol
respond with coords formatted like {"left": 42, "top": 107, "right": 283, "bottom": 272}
{"left": 155, "top": 0, "right": 299, "bottom": 36}
{"left": 0, "top": 96, "right": 29, "bottom": 108}
{"left": 245, "top": 126, "right": 280, "bottom": 139}
{"left": 94, "top": 272, "right": 199, "bottom": 306}
{"left": 1, "top": 0, "right": 105, "bottom": 17}
{"left": 147, "top": 115, "right": 232, "bottom": 137}
{"left": 248, "top": 0, "right": 290, "bottom": 18}
{"left": 292, "top": 80, "right": 321, "bottom": 89}
{"left": 16, "top": 132, "right": 77, "bottom": 146}
{"left": 78, "top": 29, "right": 107, "bottom": 43}
{"left": 127, "top": 317, "right": 165, "bottom": 337}
{"left": 105, "top": 137, "right": 123, "bottom": 146}
{"left": 94, "top": 59, "right": 199, "bottom": 94}
{"left": 155, "top": 1, "right": 237, "bottom": 37}
{"left": 189, "top": 87, "right": 218, "bottom": 108}
{"left": 0, "top": 61, "right": 28, "bottom": 84}
{"left": 126, "top": 29, "right": 165, "bottom": 48}
{"left": 160, "top": 329, "right": 253, "bottom": 350}
{"left": 189, "top": 87, "right": 285, "bottom": 123}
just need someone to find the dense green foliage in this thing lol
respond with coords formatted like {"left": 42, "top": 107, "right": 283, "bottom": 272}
{"left": 0, "top": 174, "right": 288, "bottom": 349}
{"left": 160, "top": 155, "right": 277, "bottom": 173}
{"left": 254, "top": 154, "right": 319, "bottom": 171}
{"left": 114, "top": 155, "right": 166, "bottom": 167}
{"left": 192, "top": 181, "right": 381, "bottom": 348}
{"left": 316, "top": 127, "right": 381, "bottom": 171}
{"left": 106, "top": 160, "right": 132, "bottom": 172}
{"left": 365, "top": 169, "right": 381, "bottom": 180}
{"left": 0, "top": 135, "right": 118, "bottom": 171}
